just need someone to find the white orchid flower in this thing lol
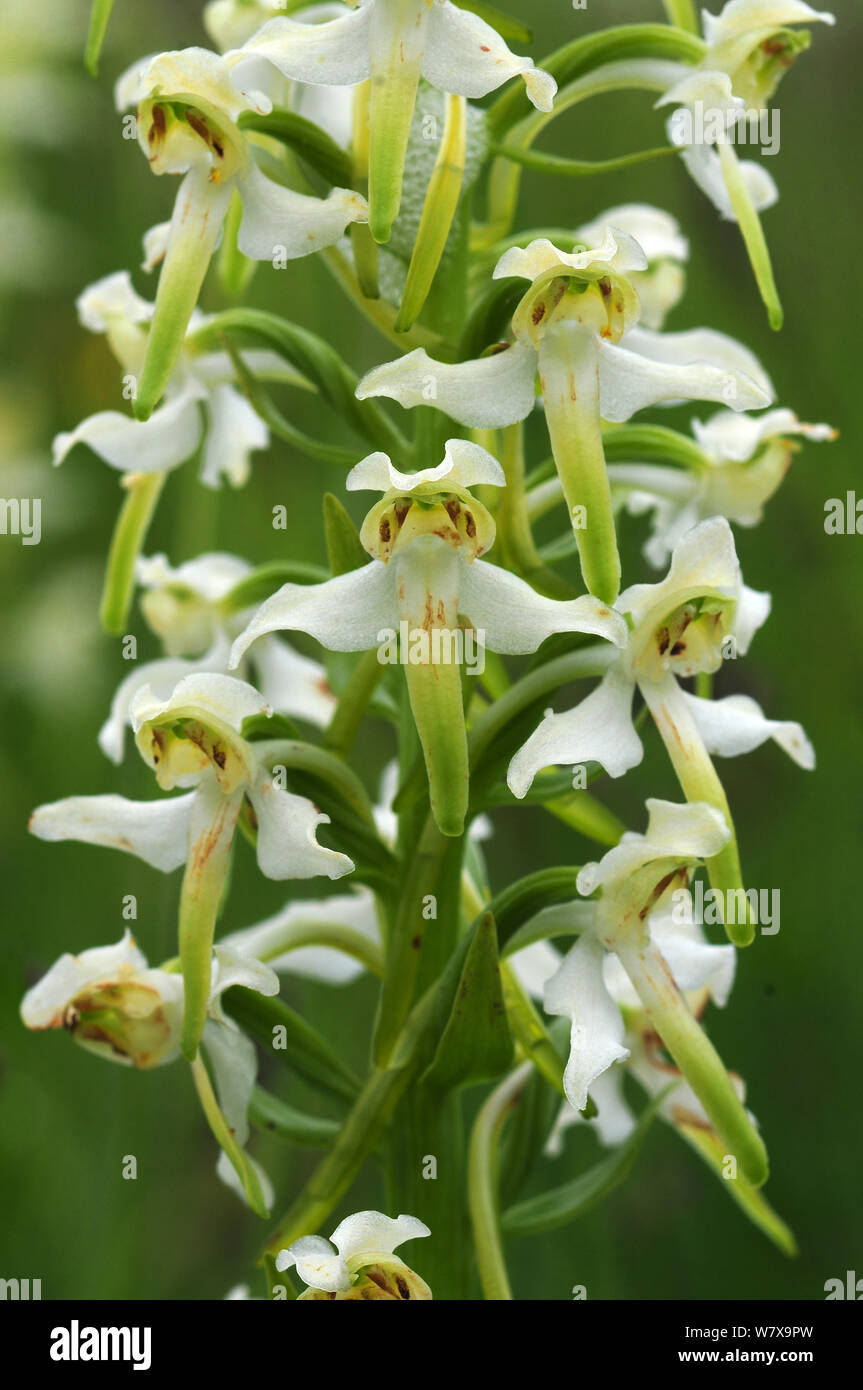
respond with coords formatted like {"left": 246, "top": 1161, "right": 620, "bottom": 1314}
{"left": 50, "top": 270, "right": 307, "bottom": 486}
{"left": 276, "top": 1210, "right": 430, "bottom": 1297}
{"left": 114, "top": 46, "right": 368, "bottom": 419}
{"left": 508, "top": 517, "right": 813, "bottom": 943}
{"left": 575, "top": 204, "right": 689, "bottom": 330}
{"left": 99, "top": 550, "right": 336, "bottom": 764}
{"left": 20, "top": 930, "right": 184, "bottom": 1069}
{"left": 31, "top": 672, "right": 353, "bottom": 1057}
{"left": 357, "top": 227, "right": 772, "bottom": 601}
{"left": 223, "top": 887, "right": 382, "bottom": 984}
{"left": 542, "top": 798, "right": 766, "bottom": 1185}
{"left": 228, "top": 439, "right": 626, "bottom": 835}
{"left": 614, "top": 407, "right": 836, "bottom": 567}
{"left": 21, "top": 930, "right": 279, "bottom": 1213}
{"left": 229, "top": 0, "right": 555, "bottom": 241}
{"left": 656, "top": 4, "right": 835, "bottom": 325}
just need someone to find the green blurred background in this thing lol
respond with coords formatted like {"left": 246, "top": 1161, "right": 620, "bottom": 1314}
{"left": 1, "top": 0, "right": 860, "bottom": 1300}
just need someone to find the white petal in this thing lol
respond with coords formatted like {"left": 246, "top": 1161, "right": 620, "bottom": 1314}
{"left": 681, "top": 690, "right": 815, "bottom": 769}
{"left": 544, "top": 933, "right": 630, "bottom": 1112}
{"left": 122, "top": 45, "right": 258, "bottom": 121}
{"left": 276, "top": 1236, "right": 349, "bottom": 1292}
{"left": 229, "top": 561, "right": 399, "bottom": 665}
{"left": 202, "top": 1017, "right": 257, "bottom": 1146}
{"left": 649, "top": 904, "right": 736, "bottom": 1008}
{"left": 250, "top": 636, "right": 335, "bottom": 728}
{"left": 459, "top": 559, "right": 628, "bottom": 654}
{"left": 230, "top": 6, "right": 372, "bottom": 88}
{"left": 703, "top": 1, "right": 836, "bottom": 71}
{"left": 142, "top": 221, "right": 172, "bottom": 272}
{"left": 208, "top": 944, "right": 280, "bottom": 1025}
{"left": 507, "top": 665, "right": 641, "bottom": 799}
{"left": 330, "top": 1210, "right": 430, "bottom": 1264}
{"left": 29, "top": 793, "right": 195, "bottom": 872}
{"left": 356, "top": 343, "right": 538, "bottom": 430}
{"left": 693, "top": 406, "right": 835, "bottom": 461}
{"left": 494, "top": 227, "right": 647, "bottom": 283}
{"left": 734, "top": 583, "right": 771, "bottom": 653}
{"left": 21, "top": 930, "right": 148, "bottom": 1029}
{"left": 129, "top": 671, "right": 270, "bottom": 734}
{"left": 216, "top": 1149, "right": 274, "bottom": 1211}
{"left": 545, "top": 1066, "right": 637, "bottom": 1154}
{"left": 346, "top": 438, "right": 504, "bottom": 494}
{"left": 247, "top": 776, "right": 354, "bottom": 881}
{"left": 53, "top": 385, "right": 205, "bottom": 473}
{"left": 423, "top": 0, "right": 556, "bottom": 109}
{"left": 597, "top": 333, "right": 771, "bottom": 424}
{"left": 576, "top": 204, "right": 688, "bottom": 266}
{"left": 676, "top": 138, "right": 778, "bottom": 221}
{"left": 509, "top": 941, "right": 563, "bottom": 1000}
{"left": 576, "top": 799, "right": 731, "bottom": 898}
{"left": 76, "top": 271, "right": 153, "bottom": 332}
{"left": 222, "top": 888, "right": 380, "bottom": 984}
{"left": 237, "top": 160, "right": 367, "bottom": 261}
{"left": 624, "top": 326, "right": 773, "bottom": 399}
{"left": 199, "top": 384, "right": 268, "bottom": 488}
{"left": 99, "top": 637, "right": 232, "bottom": 765}
{"left": 138, "top": 550, "right": 251, "bottom": 601}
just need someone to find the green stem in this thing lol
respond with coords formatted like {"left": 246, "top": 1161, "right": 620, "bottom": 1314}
{"left": 662, "top": 0, "right": 699, "bottom": 33}
{"left": 190, "top": 1054, "right": 270, "bottom": 1217}
{"left": 497, "top": 422, "right": 576, "bottom": 599}
{"left": 100, "top": 472, "right": 165, "bottom": 635}
{"left": 323, "top": 650, "right": 384, "bottom": 757}
{"left": 468, "top": 1064, "right": 531, "bottom": 1300}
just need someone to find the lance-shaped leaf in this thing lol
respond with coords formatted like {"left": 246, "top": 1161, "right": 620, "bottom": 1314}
{"left": 422, "top": 913, "right": 514, "bottom": 1090}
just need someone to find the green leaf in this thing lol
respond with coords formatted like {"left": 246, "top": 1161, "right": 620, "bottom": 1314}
{"left": 487, "top": 23, "right": 706, "bottom": 138}
{"left": 185, "top": 309, "right": 405, "bottom": 455}
{"left": 422, "top": 912, "right": 514, "bottom": 1090}
{"left": 458, "top": 279, "right": 526, "bottom": 360}
{"left": 501, "top": 1091, "right": 666, "bottom": 1236}
{"left": 222, "top": 987, "right": 361, "bottom": 1105}
{"left": 85, "top": 0, "right": 115, "bottom": 75}
{"left": 248, "top": 1087, "right": 342, "bottom": 1148}
{"left": 238, "top": 108, "right": 354, "bottom": 188}
{"left": 220, "top": 560, "right": 328, "bottom": 614}
{"left": 323, "top": 492, "right": 369, "bottom": 575}
{"left": 499, "top": 1061, "right": 562, "bottom": 1207}
{"left": 488, "top": 143, "right": 678, "bottom": 178}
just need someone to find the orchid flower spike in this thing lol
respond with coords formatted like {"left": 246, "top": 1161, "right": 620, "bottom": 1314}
{"left": 508, "top": 517, "right": 814, "bottom": 944}
{"left": 228, "top": 439, "right": 626, "bottom": 836}
{"left": 276, "top": 1211, "right": 431, "bottom": 1299}
{"left": 616, "top": 407, "right": 836, "bottom": 568}
{"left": 543, "top": 798, "right": 767, "bottom": 1186}
{"left": 657, "top": 2, "right": 836, "bottom": 327}
{"left": 21, "top": 931, "right": 280, "bottom": 1215}
{"left": 99, "top": 551, "right": 336, "bottom": 765}
{"left": 574, "top": 205, "right": 690, "bottom": 331}
{"left": 228, "top": 0, "right": 555, "bottom": 243}
{"left": 114, "top": 46, "right": 368, "bottom": 419}
{"left": 357, "top": 227, "right": 772, "bottom": 602}
{"left": 30, "top": 673, "right": 353, "bottom": 1057}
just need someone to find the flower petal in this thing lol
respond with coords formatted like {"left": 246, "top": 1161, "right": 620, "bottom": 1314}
{"left": 543, "top": 933, "right": 630, "bottom": 1112}
{"left": 53, "top": 384, "right": 205, "bottom": 473}
{"left": 677, "top": 139, "right": 779, "bottom": 221}
{"left": 681, "top": 691, "right": 815, "bottom": 769}
{"left": 199, "top": 383, "right": 268, "bottom": 488}
{"left": 221, "top": 889, "right": 380, "bottom": 984}
{"left": 356, "top": 342, "right": 538, "bottom": 430}
{"left": 230, "top": 6, "right": 372, "bottom": 88}
{"left": 576, "top": 799, "right": 731, "bottom": 897}
{"left": 247, "top": 776, "right": 354, "bottom": 881}
{"left": 29, "top": 792, "right": 195, "bottom": 872}
{"left": 423, "top": 0, "right": 556, "bottom": 110}
{"left": 507, "top": 665, "right": 642, "bottom": 799}
{"left": 329, "top": 1210, "right": 430, "bottom": 1264}
{"left": 598, "top": 331, "right": 772, "bottom": 423}
{"left": 275, "top": 1236, "right": 349, "bottom": 1292}
{"left": 545, "top": 1066, "right": 637, "bottom": 1154}
{"left": 618, "top": 515, "right": 740, "bottom": 631}
{"left": 458, "top": 559, "right": 628, "bottom": 654}
{"left": 202, "top": 1016, "right": 258, "bottom": 1145}
{"left": 99, "top": 637, "right": 232, "bottom": 765}
{"left": 494, "top": 227, "right": 647, "bottom": 283}
{"left": 21, "top": 930, "right": 148, "bottom": 1029}
{"left": 250, "top": 636, "right": 336, "bottom": 728}
{"left": 229, "top": 561, "right": 399, "bottom": 665}
{"left": 129, "top": 671, "right": 270, "bottom": 735}
{"left": 576, "top": 204, "right": 688, "bottom": 267}
{"left": 346, "top": 438, "right": 504, "bottom": 494}
{"left": 208, "top": 944, "right": 280, "bottom": 1026}
{"left": 236, "top": 160, "right": 367, "bottom": 261}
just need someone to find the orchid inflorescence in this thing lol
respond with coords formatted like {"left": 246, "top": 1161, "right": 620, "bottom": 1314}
{"left": 25, "top": 0, "right": 836, "bottom": 1299}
